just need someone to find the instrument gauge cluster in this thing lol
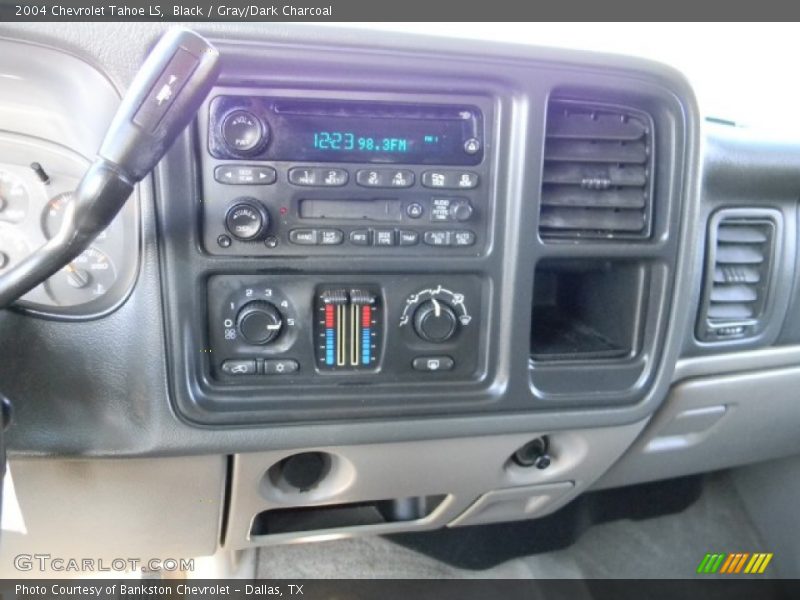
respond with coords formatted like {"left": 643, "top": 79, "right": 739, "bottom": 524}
{"left": 0, "top": 132, "right": 139, "bottom": 319}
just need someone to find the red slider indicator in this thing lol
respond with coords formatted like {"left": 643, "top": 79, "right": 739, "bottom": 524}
{"left": 362, "top": 305, "right": 371, "bottom": 328}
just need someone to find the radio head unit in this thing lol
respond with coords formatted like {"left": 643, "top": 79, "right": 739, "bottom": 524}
{"left": 199, "top": 90, "right": 492, "bottom": 257}
{"left": 208, "top": 97, "right": 484, "bottom": 165}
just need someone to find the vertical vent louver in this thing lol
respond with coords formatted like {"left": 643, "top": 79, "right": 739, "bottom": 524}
{"left": 540, "top": 100, "right": 654, "bottom": 239}
{"left": 698, "top": 210, "right": 780, "bottom": 341}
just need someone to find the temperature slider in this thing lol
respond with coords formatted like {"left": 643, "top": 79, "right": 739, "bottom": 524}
{"left": 320, "top": 288, "right": 378, "bottom": 369}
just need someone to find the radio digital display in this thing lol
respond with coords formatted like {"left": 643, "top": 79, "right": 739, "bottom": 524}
{"left": 312, "top": 132, "right": 414, "bottom": 154}
{"left": 209, "top": 97, "right": 484, "bottom": 166}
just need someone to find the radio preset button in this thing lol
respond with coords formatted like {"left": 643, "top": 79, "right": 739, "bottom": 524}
{"left": 288, "top": 168, "right": 318, "bottom": 186}
{"left": 374, "top": 229, "right": 397, "bottom": 246}
{"left": 406, "top": 202, "right": 424, "bottom": 219}
{"left": 214, "top": 165, "right": 276, "bottom": 185}
{"left": 423, "top": 231, "right": 452, "bottom": 246}
{"left": 349, "top": 230, "right": 371, "bottom": 245}
{"left": 454, "top": 172, "right": 479, "bottom": 189}
{"left": 422, "top": 170, "right": 480, "bottom": 190}
{"left": 399, "top": 230, "right": 420, "bottom": 246}
{"left": 319, "top": 229, "right": 344, "bottom": 245}
{"left": 289, "top": 167, "right": 348, "bottom": 186}
{"left": 356, "top": 169, "right": 385, "bottom": 187}
{"left": 356, "top": 169, "right": 415, "bottom": 188}
{"left": 320, "top": 168, "right": 348, "bottom": 186}
{"left": 389, "top": 170, "right": 415, "bottom": 187}
{"left": 289, "top": 229, "right": 319, "bottom": 245}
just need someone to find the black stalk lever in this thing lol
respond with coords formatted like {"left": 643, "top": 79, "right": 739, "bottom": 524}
{"left": 0, "top": 28, "right": 220, "bottom": 308}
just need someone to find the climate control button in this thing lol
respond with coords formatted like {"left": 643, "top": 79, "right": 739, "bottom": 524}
{"left": 236, "top": 301, "right": 283, "bottom": 345}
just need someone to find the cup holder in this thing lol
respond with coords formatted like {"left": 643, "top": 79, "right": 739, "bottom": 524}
{"left": 262, "top": 451, "right": 355, "bottom": 502}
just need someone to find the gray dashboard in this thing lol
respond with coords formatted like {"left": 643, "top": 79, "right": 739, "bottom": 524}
{"left": 2, "top": 21, "right": 800, "bottom": 562}
{"left": 0, "top": 21, "right": 797, "bottom": 499}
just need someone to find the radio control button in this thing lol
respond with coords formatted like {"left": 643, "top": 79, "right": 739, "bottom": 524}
{"left": 319, "top": 229, "right": 344, "bottom": 245}
{"left": 289, "top": 229, "right": 319, "bottom": 245}
{"left": 290, "top": 167, "right": 348, "bottom": 186}
{"left": 263, "top": 359, "right": 299, "bottom": 375}
{"left": 225, "top": 201, "right": 269, "bottom": 241}
{"left": 464, "top": 138, "right": 481, "bottom": 155}
{"left": 374, "top": 229, "right": 397, "bottom": 246}
{"left": 430, "top": 198, "right": 452, "bottom": 221}
{"left": 399, "top": 230, "right": 420, "bottom": 246}
{"left": 388, "top": 170, "right": 414, "bottom": 188}
{"left": 221, "top": 110, "right": 265, "bottom": 154}
{"left": 422, "top": 171, "right": 448, "bottom": 188}
{"left": 349, "top": 230, "right": 371, "bottom": 245}
{"left": 356, "top": 169, "right": 414, "bottom": 188}
{"left": 221, "top": 359, "right": 257, "bottom": 376}
{"left": 449, "top": 199, "right": 474, "bottom": 222}
{"left": 406, "top": 202, "right": 424, "bottom": 219}
{"left": 320, "top": 168, "right": 348, "bottom": 186}
{"left": 215, "top": 165, "right": 276, "bottom": 185}
{"left": 356, "top": 169, "right": 386, "bottom": 187}
{"left": 423, "top": 231, "right": 452, "bottom": 246}
{"left": 453, "top": 230, "right": 477, "bottom": 246}
{"left": 422, "top": 170, "right": 479, "bottom": 190}
{"left": 288, "top": 168, "right": 318, "bottom": 186}
{"left": 454, "top": 172, "right": 479, "bottom": 189}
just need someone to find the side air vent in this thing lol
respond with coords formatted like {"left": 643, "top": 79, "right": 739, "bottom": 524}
{"left": 540, "top": 100, "right": 654, "bottom": 239}
{"left": 697, "top": 209, "right": 781, "bottom": 342}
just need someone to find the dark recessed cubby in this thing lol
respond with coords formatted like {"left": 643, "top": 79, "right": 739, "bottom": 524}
{"left": 531, "top": 260, "right": 645, "bottom": 361}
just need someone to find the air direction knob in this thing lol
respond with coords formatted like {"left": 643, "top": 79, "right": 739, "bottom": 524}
{"left": 413, "top": 298, "right": 458, "bottom": 343}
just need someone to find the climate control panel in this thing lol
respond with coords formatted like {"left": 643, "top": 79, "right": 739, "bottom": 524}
{"left": 206, "top": 274, "right": 484, "bottom": 384}
{"left": 315, "top": 287, "right": 382, "bottom": 371}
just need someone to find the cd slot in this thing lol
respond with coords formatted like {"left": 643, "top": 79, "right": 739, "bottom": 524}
{"left": 299, "top": 199, "right": 402, "bottom": 222}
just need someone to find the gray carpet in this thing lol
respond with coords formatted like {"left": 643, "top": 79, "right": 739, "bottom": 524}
{"left": 256, "top": 472, "right": 768, "bottom": 579}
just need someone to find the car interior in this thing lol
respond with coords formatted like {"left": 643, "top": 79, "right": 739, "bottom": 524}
{"left": 0, "top": 22, "right": 798, "bottom": 580}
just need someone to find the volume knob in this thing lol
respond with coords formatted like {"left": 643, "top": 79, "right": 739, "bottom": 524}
{"left": 413, "top": 299, "right": 458, "bottom": 343}
{"left": 221, "top": 109, "right": 268, "bottom": 154}
{"left": 236, "top": 301, "right": 283, "bottom": 345}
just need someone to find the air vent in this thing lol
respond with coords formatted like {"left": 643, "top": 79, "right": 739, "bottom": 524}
{"left": 697, "top": 210, "right": 780, "bottom": 342}
{"left": 540, "top": 100, "right": 654, "bottom": 239}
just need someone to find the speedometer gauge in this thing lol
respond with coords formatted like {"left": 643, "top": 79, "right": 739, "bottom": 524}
{"left": 45, "top": 247, "right": 117, "bottom": 306}
{"left": 0, "top": 170, "right": 29, "bottom": 223}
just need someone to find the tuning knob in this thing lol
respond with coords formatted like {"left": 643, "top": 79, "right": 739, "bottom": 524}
{"left": 413, "top": 298, "right": 458, "bottom": 343}
{"left": 225, "top": 199, "right": 270, "bottom": 241}
{"left": 236, "top": 301, "right": 283, "bottom": 345}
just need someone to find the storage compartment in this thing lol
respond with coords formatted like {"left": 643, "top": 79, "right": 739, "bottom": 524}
{"left": 531, "top": 259, "right": 645, "bottom": 360}
{"left": 250, "top": 495, "right": 446, "bottom": 536}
